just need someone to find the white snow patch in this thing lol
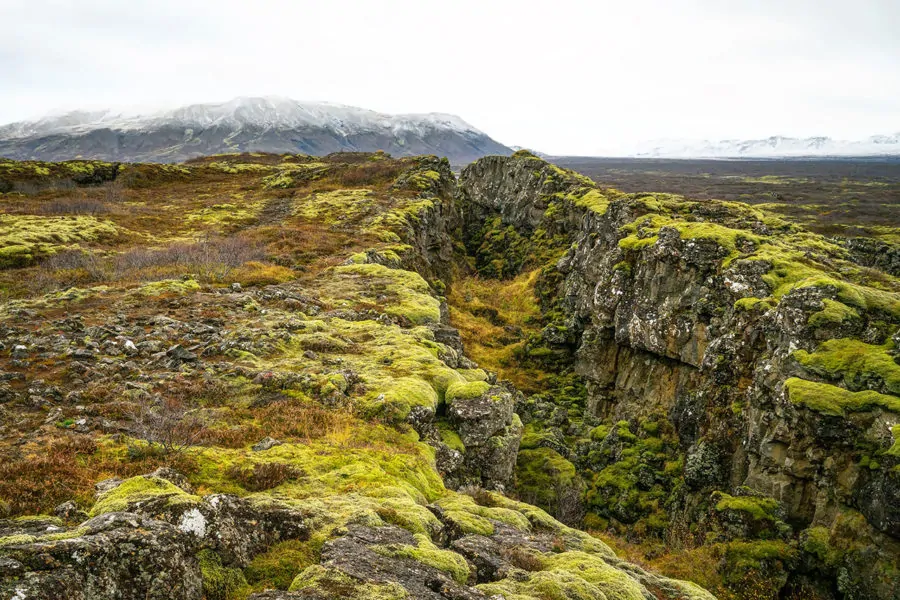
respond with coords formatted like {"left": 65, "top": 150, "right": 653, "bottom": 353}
{"left": 0, "top": 96, "right": 484, "bottom": 140}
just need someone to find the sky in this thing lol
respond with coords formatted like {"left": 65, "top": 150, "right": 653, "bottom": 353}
{"left": 1, "top": 0, "right": 898, "bottom": 155}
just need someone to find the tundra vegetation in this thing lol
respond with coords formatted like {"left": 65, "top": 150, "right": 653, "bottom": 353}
{"left": 0, "top": 150, "right": 897, "bottom": 600}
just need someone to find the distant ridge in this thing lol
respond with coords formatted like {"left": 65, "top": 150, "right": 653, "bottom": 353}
{"left": 629, "top": 134, "right": 900, "bottom": 158}
{"left": 0, "top": 96, "right": 512, "bottom": 164}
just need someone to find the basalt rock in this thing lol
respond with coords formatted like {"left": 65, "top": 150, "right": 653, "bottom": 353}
{"left": 458, "top": 151, "right": 900, "bottom": 599}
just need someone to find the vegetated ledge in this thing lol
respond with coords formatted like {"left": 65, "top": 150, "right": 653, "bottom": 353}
{"left": 0, "top": 152, "right": 718, "bottom": 600}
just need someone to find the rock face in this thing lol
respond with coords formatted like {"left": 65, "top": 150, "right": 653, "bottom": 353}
{"left": 0, "top": 512, "right": 203, "bottom": 600}
{"left": 458, "top": 151, "right": 900, "bottom": 599}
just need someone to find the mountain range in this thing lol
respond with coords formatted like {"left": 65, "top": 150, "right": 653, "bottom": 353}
{"left": 0, "top": 96, "right": 512, "bottom": 164}
{"left": 626, "top": 134, "right": 900, "bottom": 158}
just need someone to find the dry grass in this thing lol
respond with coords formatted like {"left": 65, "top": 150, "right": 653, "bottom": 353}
{"left": 0, "top": 433, "right": 197, "bottom": 516}
{"left": 447, "top": 269, "right": 549, "bottom": 392}
{"left": 30, "top": 235, "right": 267, "bottom": 293}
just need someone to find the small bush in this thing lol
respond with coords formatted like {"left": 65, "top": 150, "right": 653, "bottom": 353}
{"left": 503, "top": 546, "right": 543, "bottom": 571}
{"left": 128, "top": 398, "right": 207, "bottom": 456}
{"left": 225, "top": 462, "right": 302, "bottom": 491}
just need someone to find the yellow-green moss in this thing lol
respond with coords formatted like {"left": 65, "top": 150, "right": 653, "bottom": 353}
{"left": 90, "top": 476, "right": 199, "bottom": 517}
{"left": 244, "top": 539, "right": 321, "bottom": 591}
{"left": 478, "top": 551, "right": 650, "bottom": 600}
{"left": 807, "top": 299, "right": 860, "bottom": 328}
{"left": 331, "top": 263, "right": 441, "bottom": 325}
{"left": 713, "top": 492, "right": 780, "bottom": 522}
{"left": 784, "top": 377, "right": 900, "bottom": 417}
{"left": 435, "top": 494, "right": 531, "bottom": 535}
{"left": 889, "top": 425, "right": 900, "bottom": 457}
{"left": 793, "top": 339, "right": 900, "bottom": 395}
{"left": 135, "top": 278, "right": 202, "bottom": 296}
{"left": 379, "top": 376, "right": 439, "bottom": 420}
{"left": 516, "top": 447, "right": 578, "bottom": 510}
{"left": 199, "top": 549, "right": 251, "bottom": 600}
{"left": 0, "top": 214, "right": 120, "bottom": 267}
{"left": 437, "top": 423, "right": 465, "bottom": 452}
{"left": 0, "top": 534, "right": 36, "bottom": 546}
{"left": 375, "top": 533, "right": 470, "bottom": 584}
{"left": 187, "top": 202, "right": 261, "bottom": 227}
{"left": 445, "top": 380, "right": 490, "bottom": 403}
{"left": 289, "top": 565, "right": 409, "bottom": 599}
{"left": 734, "top": 297, "right": 777, "bottom": 312}
{"left": 566, "top": 189, "right": 609, "bottom": 215}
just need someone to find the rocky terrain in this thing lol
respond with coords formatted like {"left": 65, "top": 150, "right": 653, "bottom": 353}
{"left": 0, "top": 150, "right": 897, "bottom": 599}
{"left": 0, "top": 97, "right": 512, "bottom": 165}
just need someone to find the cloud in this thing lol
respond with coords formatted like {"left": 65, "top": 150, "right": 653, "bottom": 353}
{"left": 1, "top": 0, "right": 897, "bottom": 155}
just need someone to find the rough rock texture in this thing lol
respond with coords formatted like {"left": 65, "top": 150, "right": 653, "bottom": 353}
{"left": 458, "top": 151, "right": 900, "bottom": 599}
{"left": 0, "top": 512, "right": 202, "bottom": 600}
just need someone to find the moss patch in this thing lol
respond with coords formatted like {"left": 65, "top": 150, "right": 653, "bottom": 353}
{"left": 90, "top": 476, "right": 199, "bottom": 517}
{"left": 784, "top": 377, "right": 900, "bottom": 417}
{"left": 793, "top": 338, "right": 900, "bottom": 396}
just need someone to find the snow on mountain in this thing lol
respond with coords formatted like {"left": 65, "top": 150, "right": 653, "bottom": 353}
{"left": 0, "top": 97, "right": 510, "bottom": 164}
{"left": 630, "top": 134, "right": 900, "bottom": 158}
{"left": 0, "top": 97, "right": 481, "bottom": 140}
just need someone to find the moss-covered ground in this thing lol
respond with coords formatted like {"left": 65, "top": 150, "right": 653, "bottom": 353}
{"left": 2, "top": 151, "right": 897, "bottom": 600}
{"left": 0, "top": 152, "right": 720, "bottom": 600}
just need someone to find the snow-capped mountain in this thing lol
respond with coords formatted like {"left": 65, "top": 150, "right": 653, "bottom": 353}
{"left": 0, "top": 97, "right": 512, "bottom": 164}
{"left": 630, "top": 135, "right": 900, "bottom": 158}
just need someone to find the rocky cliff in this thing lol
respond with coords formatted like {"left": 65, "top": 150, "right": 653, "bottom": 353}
{"left": 457, "top": 151, "right": 900, "bottom": 599}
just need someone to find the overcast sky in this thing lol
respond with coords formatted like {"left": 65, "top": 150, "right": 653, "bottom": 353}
{"left": 1, "top": 0, "right": 898, "bottom": 155}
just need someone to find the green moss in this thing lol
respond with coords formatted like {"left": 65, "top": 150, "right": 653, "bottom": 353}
{"left": 801, "top": 527, "right": 841, "bottom": 567}
{"left": 134, "top": 278, "right": 201, "bottom": 296}
{"left": 887, "top": 425, "right": 900, "bottom": 457}
{"left": 289, "top": 565, "right": 409, "bottom": 598}
{"left": 808, "top": 299, "right": 860, "bottom": 327}
{"left": 722, "top": 540, "right": 796, "bottom": 573}
{"left": 612, "top": 261, "right": 631, "bottom": 274}
{"left": 566, "top": 189, "right": 609, "bottom": 215}
{"left": 444, "top": 380, "right": 490, "bottom": 403}
{"left": 583, "top": 418, "right": 681, "bottom": 537}
{"left": 478, "top": 551, "right": 649, "bottom": 600}
{"left": 734, "top": 297, "right": 777, "bottom": 312}
{"left": 0, "top": 214, "right": 120, "bottom": 267}
{"left": 375, "top": 533, "right": 469, "bottom": 584}
{"left": 0, "top": 534, "right": 36, "bottom": 546}
{"left": 434, "top": 493, "right": 532, "bottom": 536}
{"left": 755, "top": 247, "right": 900, "bottom": 318}
{"left": 785, "top": 377, "right": 900, "bottom": 416}
{"left": 332, "top": 263, "right": 440, "bottom": 325}
{"left": 90, "top": 476, "right": 199, "bottom": 516}
{"left": 296, "top": 188, "right": 373, "bottom": 222}
{"left": 713, "top": 492, "right": 780, "bottom": 522}
{"left": 793, "top": 339, "right": 900, "bottom": 395}
{"left": 515, "top": 447, "right": 577, "bottom": 511}
{"left": 379, "top": 376, "right": 439, "bottom": 420}
{"left": 244, "top": 539, "right": 319, "bottom": 592}
{"left": 187, "top": 202, "right": 261, "bottom": 227}
{"left": 0, "top": 244, "right": 34, "bottom": 268}
{"left": 199, "top": 549, "right": 251, "bottom": 600}
{"left": 618, "top": 234, "right": 659, "bottom": 251}
{"left": 437, "top": 421, "right": 465, "bottom": 452}
{"left": 38, "top": 527, "right": 88, "bottom": 542}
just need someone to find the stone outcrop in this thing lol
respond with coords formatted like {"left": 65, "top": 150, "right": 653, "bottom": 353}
{"left": 458, "top": 151, "right": 900, "bottom": 599}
